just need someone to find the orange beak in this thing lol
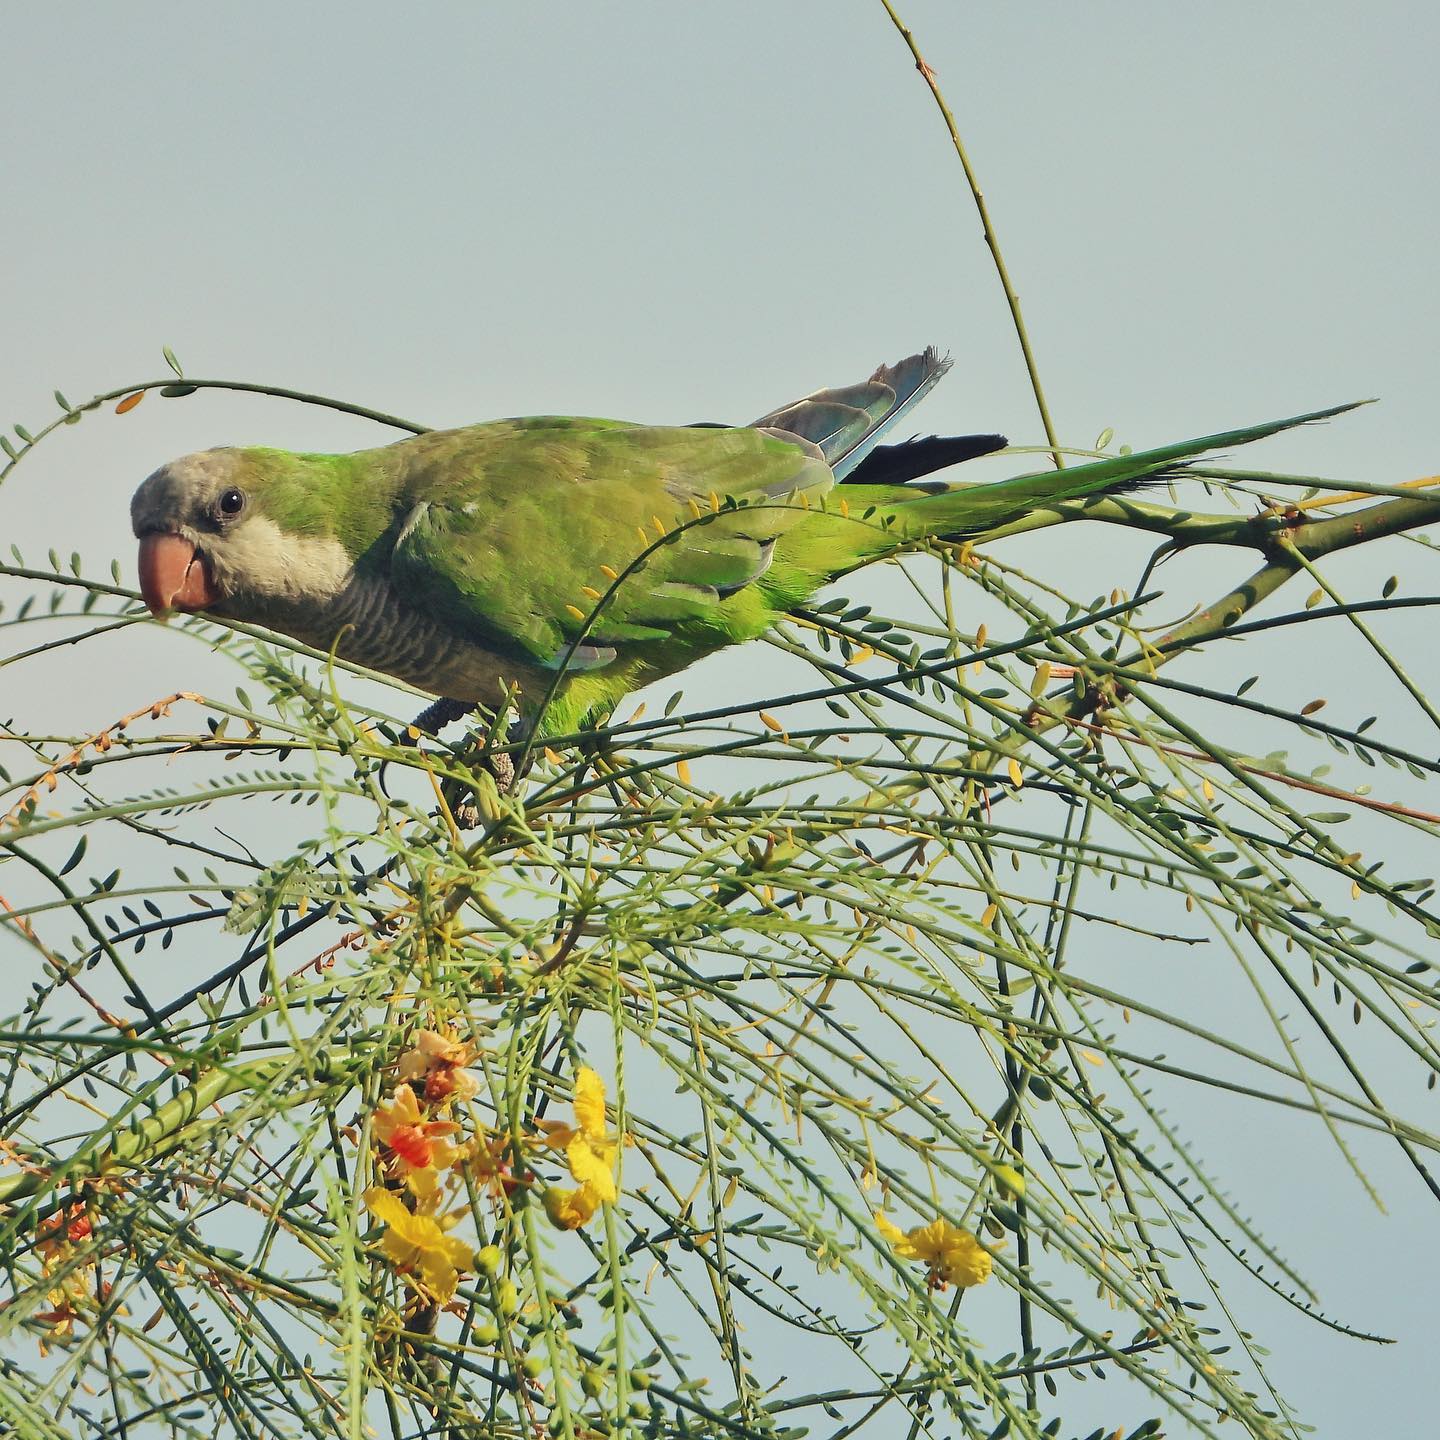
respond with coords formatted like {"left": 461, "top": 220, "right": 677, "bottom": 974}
{"left": 137, "top": 533, "right": 218, "bottom": 615}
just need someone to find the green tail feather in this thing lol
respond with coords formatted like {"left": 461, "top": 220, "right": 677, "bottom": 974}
{"left": 894, "top": 400, "right": 1366, "bottom": 544}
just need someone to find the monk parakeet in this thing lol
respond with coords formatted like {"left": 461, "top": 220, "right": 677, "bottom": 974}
{"left": 131, "top": 349, "right": 1341, "bottom": 742}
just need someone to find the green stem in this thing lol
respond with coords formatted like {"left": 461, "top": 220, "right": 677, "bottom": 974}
{"left": 0, "top": 1056, "right": 344, "bottom": 1204}
{"left": 878, "top": 0, "right": 1064, "bottom": 467}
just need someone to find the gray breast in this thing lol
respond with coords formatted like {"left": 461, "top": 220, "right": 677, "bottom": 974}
{"left": 266, "top": 571, "right": 529, "bottom": 705}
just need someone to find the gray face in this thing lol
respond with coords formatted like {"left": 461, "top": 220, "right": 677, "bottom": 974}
{"left": 131, "top": 449, "right": 351, "bottom": 616}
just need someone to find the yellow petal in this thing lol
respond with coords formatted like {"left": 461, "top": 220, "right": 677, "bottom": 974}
{"left": 567, "top": 1135, "right": 618, "bottom": 1203}
{"left": 388, "top": 1084, "right": 423, "bottom": 1125}
{"left": 419, "top": 1228, "right": 475, "bottom": 1290}
{"left": 573, "top": 1067, "right": 608, "bottom": 1139}
{"left": 380, "top": 1224, "right": 421, "bottom": 1271}
{"left": 875, "top": 1211, "right": 908, "bottom": 1248}
{"left": 906, "top": 1218, "right": 951, "bottom": 1265}
{"left": 364, "top": 1187, "right": 410, "bottom": 1226}
{"left": 404, "top": 1166, "right": 442, "bottom": 1203}
{"left": 544, "top": 1184, "right": 602, "bottom": 1230}
{"left": 938, "top": 1230, "right": 993, "bottom": 1288}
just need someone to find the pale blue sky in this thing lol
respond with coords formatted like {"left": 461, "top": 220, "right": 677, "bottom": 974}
{"left": 2, "top": 4, "right": 1438, "bottom": 1435}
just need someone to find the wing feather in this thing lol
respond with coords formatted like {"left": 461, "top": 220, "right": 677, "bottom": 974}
{"left": 388, "top": 419, "right": 831, "bottom": 670}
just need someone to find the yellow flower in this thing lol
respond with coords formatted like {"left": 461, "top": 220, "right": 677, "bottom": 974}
{"left": 538, "top": 1066, "right": 618, "bottom": 1205}
{"left": 397, "top": 1028, "right": 481, "bottom": 1106}
{"left": 400, "top": 1028, "right": 470, "bottom": 1073}
{"left": 877, "top": 1212, "right": 994, "bottom": 1289}
{"left": 543, "top": 1184, "right": 604, "bottom": 1230}
{"left": 373, "top": 1083, "right": 465, "bottom": 1190}
{"left": 364, "top": 1187, "right": 474, "bottom": 1301}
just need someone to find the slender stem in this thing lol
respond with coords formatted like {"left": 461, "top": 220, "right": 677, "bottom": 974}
{"left": 878, "top": 0, "right": 1064, "bottom": 467}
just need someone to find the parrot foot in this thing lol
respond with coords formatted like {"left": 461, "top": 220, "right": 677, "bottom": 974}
{"left": 449, "top": 752, "right": 515, "bottom": 829}
{"left": 449, "top": 738, "right": 527, "bottom": 828}
{"left": 394, "top": 697, "right": 529, "bottom": 828}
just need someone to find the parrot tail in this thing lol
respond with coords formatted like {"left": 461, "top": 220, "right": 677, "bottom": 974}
{"left": 752, "top": 346, "right": 1005, "bottom": 480}
{"left": 890, "top": 401, "right": 1366, "bottom": 544}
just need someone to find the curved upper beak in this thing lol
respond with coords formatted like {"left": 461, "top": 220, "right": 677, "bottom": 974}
{"left": 137, "top": 533, "right": 218, "bottom": 615}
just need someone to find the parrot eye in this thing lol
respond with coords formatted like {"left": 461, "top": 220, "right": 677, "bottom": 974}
{"left": 216, "top": 488, "right": 246, "bottom": 518}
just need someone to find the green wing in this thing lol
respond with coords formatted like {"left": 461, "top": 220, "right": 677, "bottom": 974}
{"left": 389, "top": 417, "right": 833, "bottom": 670}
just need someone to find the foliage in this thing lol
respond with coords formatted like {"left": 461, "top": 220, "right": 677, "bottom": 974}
{"left": 2, "top": 355, "right": 1438, "bottom": 1440}
{"left": 3, "top": 12, "right": 1439, "bottom": 1440}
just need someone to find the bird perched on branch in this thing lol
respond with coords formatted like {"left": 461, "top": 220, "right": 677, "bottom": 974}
{"left": 131, "top": 348, "right": 1344, "bottom": 744}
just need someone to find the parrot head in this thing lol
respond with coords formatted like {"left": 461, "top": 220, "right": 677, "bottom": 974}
{"left": 130, "top": 449, "right": 353, "bottom": 620}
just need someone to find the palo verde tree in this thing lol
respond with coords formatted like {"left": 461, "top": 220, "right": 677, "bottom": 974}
{"left": 2, "top": 12, "right": 1439, "bottom": 1440}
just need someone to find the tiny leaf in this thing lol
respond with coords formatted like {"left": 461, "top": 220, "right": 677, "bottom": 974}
{"left": 59, "top": 836, "right": 88, "bottom": 876}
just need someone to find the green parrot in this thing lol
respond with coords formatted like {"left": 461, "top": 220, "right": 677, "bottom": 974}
{"left": 131, "top": 349, "right": 1343, "bottom": 743}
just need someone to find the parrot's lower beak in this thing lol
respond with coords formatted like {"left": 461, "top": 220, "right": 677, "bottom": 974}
{"left": 137, "top": 532, "right": 217, "bottom": 615}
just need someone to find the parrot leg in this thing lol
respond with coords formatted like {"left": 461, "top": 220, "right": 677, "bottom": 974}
{"left": 407, "top": 696, "right": 477, "bottom": 736}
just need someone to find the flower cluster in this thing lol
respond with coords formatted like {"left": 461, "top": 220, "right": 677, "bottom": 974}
{"left": 363, "top": 1042, "right": 624, "bottom": 1304}
{"left": 364, "top": 1029, "right": 480, "bottom": 1301}
{"left": 33, "top": 1204, "right": 99, "bottom": 1344}
{"left": 397, "top": 1027, "right": 481, "bottom": 1106}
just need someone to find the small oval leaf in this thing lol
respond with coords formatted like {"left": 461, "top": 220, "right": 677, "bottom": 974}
{"left": 59, "top": 836, "right": 88, "bottom": 875}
